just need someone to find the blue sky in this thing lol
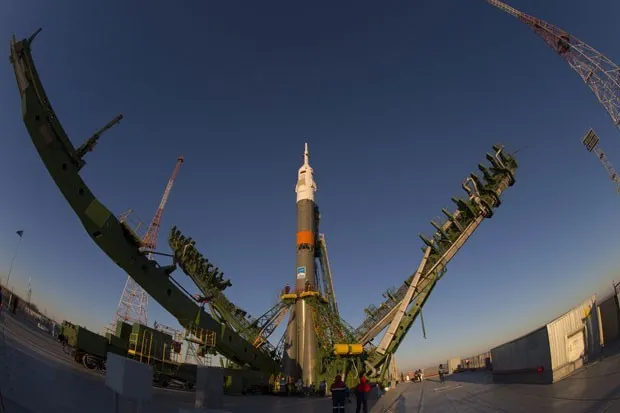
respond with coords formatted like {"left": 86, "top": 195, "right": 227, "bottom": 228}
{"left": 1, "top": 0, "right": 620, "bottom": 371}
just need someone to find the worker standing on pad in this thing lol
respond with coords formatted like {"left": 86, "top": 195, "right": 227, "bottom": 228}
{"left": 355, "top": 376, "right": 371, "bottom": 413}
{"left": 330, "top": 375, "right": 347, "bottom": 413}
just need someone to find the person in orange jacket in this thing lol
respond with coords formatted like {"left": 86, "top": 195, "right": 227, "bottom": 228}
{"left": 355, "top": 376, "right": 371, "bottom": 413}
{"left": 330, "top": 375, "right": 347, "bottom": 413}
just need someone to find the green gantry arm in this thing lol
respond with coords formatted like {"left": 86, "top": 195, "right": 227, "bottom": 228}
{"left": 9, "top": 30, "right": 280, "bottom": 374}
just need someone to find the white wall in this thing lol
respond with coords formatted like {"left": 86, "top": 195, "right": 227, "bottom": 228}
{"left": 490, "top": 326, "right": 551, "bottom": 372}
{"left": 546, "top": 296, "right": 598, "bottom": 371}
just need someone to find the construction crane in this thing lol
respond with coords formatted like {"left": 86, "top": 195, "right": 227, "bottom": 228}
{"left": 111, "top": 156, "right": 184, "bottom": 327}
{"left": 141, "top": 156, "right": 184, "bottom": 251}
{"left": 486, "top": 0, "right": 620, "bottom": 130}
{"left": 582, "top": 129, "right": 620, "bottom": 194}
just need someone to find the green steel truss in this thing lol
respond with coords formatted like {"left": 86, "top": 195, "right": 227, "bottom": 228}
{"left": 362, "top": 146, "right": 518, "bottom": 383}
{"left": 9, "top": 30, "right": 520, "bottom": 388}
{"left": 169, "top": 226, "right": 288, "bottom": 358}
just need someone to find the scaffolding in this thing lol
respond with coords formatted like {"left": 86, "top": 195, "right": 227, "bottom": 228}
{"left": 184, "top": 326, "right": 216, "bottom": 366}
{"left": 154, "top": 322, "right": 185, "bottom": 364}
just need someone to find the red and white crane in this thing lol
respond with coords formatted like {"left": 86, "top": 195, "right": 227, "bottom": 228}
{"left": 486, "top": 0, "right": 620, "bottom": 130}
{"left": 111, "top": 156, "right": 184, "bottom": 328}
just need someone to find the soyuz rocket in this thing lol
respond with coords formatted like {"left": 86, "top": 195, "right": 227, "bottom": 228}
{"left": 283, "top": 143, "right": 319, "bottom": 385}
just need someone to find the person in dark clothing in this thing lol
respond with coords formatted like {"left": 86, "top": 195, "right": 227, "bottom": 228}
{"left": 438, "top": 364, "right": 445, "bottom": 383}
{"left": 330, "top": 375, "right": 347, "bottom": 413}
{"left": 319, "top": 379, "right": 327, "bottom": 397}
{"left": 355, "top": 376, "right": 371, "bottom": 413}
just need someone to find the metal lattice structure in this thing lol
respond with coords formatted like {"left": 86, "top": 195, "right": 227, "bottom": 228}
{"left": 487, "top": 0, "right": 620, "bottom": 130}
{"left": 113, "top": 276, "right": 149, "bottom": 327}
{"left": 358, "top": 146, "right": 518, "bottom": 383}
{"left": 582, "top": 129, "right": 620, "bottom": 193}
{"left": 112, "top": 156, "right": 184, "bottom": 327}
{"left": 318, "top": 234, "right": 339, "bottom": 317}
{"left": 11, "top": 30, "right": 521, "bottom": 388}
{"left": 141, "top": 156, "right": 184, "bottom": 251}
{"left": 168, "top": 227, "right": 287, "bottom": 357}
{"left": 153, "top": 321, "right": 184, "bottom": 363}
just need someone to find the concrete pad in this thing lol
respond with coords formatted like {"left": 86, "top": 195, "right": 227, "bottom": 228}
{"left": 1, "top": 314, "right": 336, "bottom": 412}
{"left": 178, "top": 410, "right": 231, "bottom": 413}
{"left": 388, "top": 361, "right": 620, "bottom": 412}
{"left": 105, "top": 352, "right": 153, "bottom": 401}
{"left": 195, "top": 367, "right": 224, "bottom": 409}
{"left": 7, "top": 312, "right": 620, "bottom": 412}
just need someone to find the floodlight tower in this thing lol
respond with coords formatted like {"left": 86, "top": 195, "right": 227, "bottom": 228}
{"left": 582, "top": 129, "right": 620, "bottom": 194}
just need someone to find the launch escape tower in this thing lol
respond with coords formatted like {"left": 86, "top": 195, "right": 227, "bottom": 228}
{"left": 11, "top": 28, "right": 520, "bottom": 389}
{"left": 110, "top": 156, "right": 184, "bottom": 329}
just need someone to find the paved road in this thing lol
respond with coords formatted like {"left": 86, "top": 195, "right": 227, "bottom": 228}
{"left": 2, "top": 311, "right": 620, "bottom": 412}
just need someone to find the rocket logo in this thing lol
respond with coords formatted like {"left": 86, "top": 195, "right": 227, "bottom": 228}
{"left": 297, "top": 266, "right": 307, "bottom": 280}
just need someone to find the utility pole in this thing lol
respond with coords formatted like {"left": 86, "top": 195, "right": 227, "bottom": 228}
{"left": 27, "top": 277, "right": 32, "bottom": 305}
{"left": 5, "top": 230, "right": 24, "bottom": 288}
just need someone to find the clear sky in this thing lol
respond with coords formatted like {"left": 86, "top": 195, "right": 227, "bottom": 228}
{"left": 1, "top": 0, "right": 620, "bottom": 371}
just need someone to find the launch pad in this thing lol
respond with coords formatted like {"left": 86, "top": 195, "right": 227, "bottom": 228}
{"left": 5, "top": 310, "right": 620, "bottom": 413}
{"left": 0, "top": 313, "right": 337, "bottom": 413}
{"left": 9, "top": 28, "right": 519, "bottom": 391}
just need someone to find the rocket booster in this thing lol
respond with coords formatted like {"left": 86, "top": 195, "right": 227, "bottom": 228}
{"left": 283, "top": 143, "right": 319, "bottom": 385}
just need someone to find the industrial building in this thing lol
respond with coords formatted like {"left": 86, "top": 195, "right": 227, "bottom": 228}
{"left": 491, "top": 296, "right": 601, "bottom": 384}
{"left": 459, "top": 352, "right": 492, "bottom": 371}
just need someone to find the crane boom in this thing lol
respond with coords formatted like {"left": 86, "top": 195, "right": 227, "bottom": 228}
{"left": 486, "top": 0, "right": 620, "bottom": 130}
{"left": 142, "top": 156, "right": 184, "bottom": 251}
